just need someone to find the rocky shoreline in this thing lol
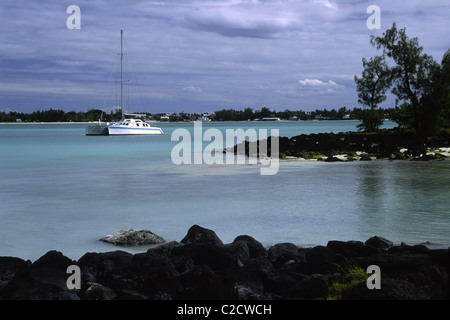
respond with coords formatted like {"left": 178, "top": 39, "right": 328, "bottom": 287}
{"left": 0, "top": 225, "right": 448, "bottom": 300}
{"left": 231, "top": 130, "right": 450, "bottom": 162}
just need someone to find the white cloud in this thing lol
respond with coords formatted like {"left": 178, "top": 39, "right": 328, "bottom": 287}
{"left": 313, "top": 0, "right": 338, "bottom": 11}
{"left": 298, "top": 79, "right": 339, "bottom": 87}
{"left": 299, "top": 79, "right": 323, "bottom": 86}
{"left": 183, "top": 86, "right": 202, "bottom": 93}
{"left": 296, "top": 78, "right": 342, "bottom": 96}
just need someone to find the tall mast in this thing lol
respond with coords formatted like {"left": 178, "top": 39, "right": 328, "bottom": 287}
{"left": 120, "top": 30, "right": 124, "bottom": 120}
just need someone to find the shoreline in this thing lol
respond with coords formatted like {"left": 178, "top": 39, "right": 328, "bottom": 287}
{"left": 277, "top": 147, "right": 450, "bottom": 162}
{"left": 0, "top": 225, "right": 448, "bottom": 300}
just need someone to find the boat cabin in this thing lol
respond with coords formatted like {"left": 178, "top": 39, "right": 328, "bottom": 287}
{"left": 117, "top": 119, "right": 151, "bottom": 127}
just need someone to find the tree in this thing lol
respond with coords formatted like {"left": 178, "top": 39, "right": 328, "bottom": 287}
{"left": 242, "top": 107, "right": 254, "bottom": 120}
{"left": 337, "top": 107, "right": 348, "bottom": 119}
{"left": 354, "top": 55, "right": 392, "bottom": 131}
{"left": 439, "top": 50, "right": 450, "bottom": 129}
{"left": 420, "top": 49, "right": 450, "bottom": 134}
{"left": 256, "top": 107, "right": 272, "bottom": 119}
{"left": 370, "top": 22, "right": 439, "bottom": 135}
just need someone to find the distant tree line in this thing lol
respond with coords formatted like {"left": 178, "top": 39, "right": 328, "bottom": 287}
{"left": 0, "top": 109, "right": 122, "bottom": 123}
{"left": 0, "top": 106, "right": 396, "bottom": 123}
{"left": 212, "top": 106, "right": 395, "bottom": 121}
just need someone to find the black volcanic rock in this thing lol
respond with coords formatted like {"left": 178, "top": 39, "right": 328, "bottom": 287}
{"left": 1, "top": 250, "right": 79, "bottom": 300}
{"left": 268, "top": 242, "right": 304, "bottom": 268}
{"left": 343, "top": 279, "right": 430, "bottom": 300}
{"left": 365, "top": 236, "right": 394, "bottom": 249}
{"left": 327, "top": 240, "right": 377, "bottom": 258}
{"left": 233, "top": 235, "right": 267, "bottom": 258}
{"left": 181, "top": 224, "right": 224, "bottom": 246}
{"left": 231, "top": 130, "right": 450, "bottom": 161}
{"left": 0, "top": 257, "right": 30, "bottom": 291}
{"left": 0, "top": 227, "right": 448, "bottom": 300}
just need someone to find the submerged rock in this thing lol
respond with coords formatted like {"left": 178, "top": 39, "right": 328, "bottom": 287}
{"left": 100, "top": 229, "right": 165, "bottom": 247}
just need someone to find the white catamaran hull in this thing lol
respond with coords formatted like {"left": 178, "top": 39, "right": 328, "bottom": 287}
{"left": 108, "top": 126, "right": 164, "bottom": 135}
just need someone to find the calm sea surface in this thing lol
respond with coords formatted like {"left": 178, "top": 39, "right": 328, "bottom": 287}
{"left": 1, "top": 120, "right": 449, "bottom": 261}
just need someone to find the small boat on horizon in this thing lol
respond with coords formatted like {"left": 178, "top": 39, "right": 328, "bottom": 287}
{"left": 195, "top": 113, "right": 211, "bottom": 122}
{"left": 261, "top": 117, "right": 281, "bottom": 121}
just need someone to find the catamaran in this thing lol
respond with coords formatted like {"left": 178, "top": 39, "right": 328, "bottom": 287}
{"left": 86, "top": 30, "right": 163, "bottom": 136}
{"left": 108, "top": 118, "right": 163, "bottom": 135}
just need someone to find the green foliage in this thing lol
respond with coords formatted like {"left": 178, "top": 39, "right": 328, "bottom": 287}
{"left": 294, "top": 152, "right": 325, "bottom": 159}
{"left": 357, "top": 109, "right": 385, "bottom": 132}
{"left": 312, "top": 154, "right": 326, "bottom": 160}
{"left": 327, "top": 265, "right": 369, "bottom": 300}
{"left": 390, "top": 103, "right": 415, "bottom": 129}
{"left": 346, "top": 152, "right": 358, "bottom": 160}
{"left": 354, "top": 55, "right": 392, "bottom": 111}
{"left": 354, "top": 54, "right": 392, "bottom": 132}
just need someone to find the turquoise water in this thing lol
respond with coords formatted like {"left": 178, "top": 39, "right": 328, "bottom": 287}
{"left": 0, "top": 120, "right": 449, "bottom": 261}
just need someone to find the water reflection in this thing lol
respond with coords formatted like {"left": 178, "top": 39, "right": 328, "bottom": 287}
{"left": 355, "top": 160, "right": 450, "bottom": 245}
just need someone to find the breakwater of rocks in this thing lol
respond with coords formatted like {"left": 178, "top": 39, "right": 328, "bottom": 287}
{"left": 230, "top": 130, "right": 450, "bottom": 161}
{"left": 0, "top": 225, "right": 448, "bottom": 300}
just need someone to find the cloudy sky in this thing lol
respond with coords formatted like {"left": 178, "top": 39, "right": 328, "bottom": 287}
{"left": 1, "top": 0, "right": 449, "bottom": 114}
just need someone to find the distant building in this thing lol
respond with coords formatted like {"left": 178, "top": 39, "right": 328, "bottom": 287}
{"left": 160, "top": 115, "right": 170, "bottom": 122}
